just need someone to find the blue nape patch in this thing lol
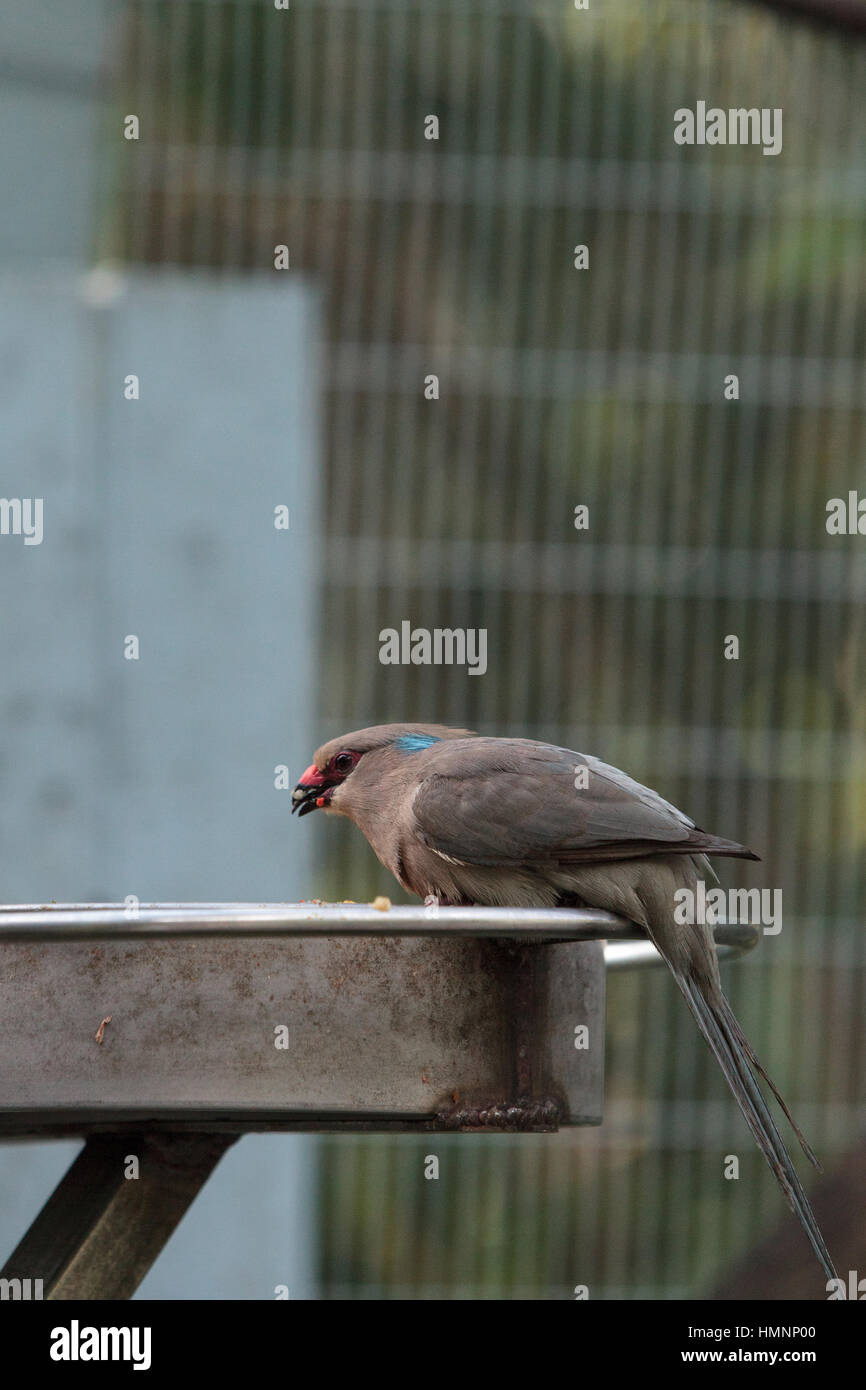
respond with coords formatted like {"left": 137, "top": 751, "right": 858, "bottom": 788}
{"left": 395, "top": 733, "right": 441, "bottom": 753}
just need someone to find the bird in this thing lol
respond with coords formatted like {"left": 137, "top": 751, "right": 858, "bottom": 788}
{"left": 292, "top": 722, "right": 836, "bottom": 1283}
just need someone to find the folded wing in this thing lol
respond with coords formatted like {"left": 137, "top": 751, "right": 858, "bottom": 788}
{"left": 411, "top": 738, "right": 758, "bottom": 866}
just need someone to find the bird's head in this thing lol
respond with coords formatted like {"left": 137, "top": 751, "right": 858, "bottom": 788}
{"left": 291, "top": 722, "right": 474, "bottom": 818}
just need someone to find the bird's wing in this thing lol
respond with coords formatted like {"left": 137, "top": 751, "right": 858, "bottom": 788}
{"left": 411, "top": 737, "right": 756, "bottom": 865}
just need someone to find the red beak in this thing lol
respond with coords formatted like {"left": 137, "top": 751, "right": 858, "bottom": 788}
{"left": 291, "top": 763, "right": 331, "bottom": 816}
{"left": 296, "top": 763, "right": 326, "bottom": 788}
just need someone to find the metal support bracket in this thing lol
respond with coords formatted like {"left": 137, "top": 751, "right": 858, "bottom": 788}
{"left": 0, "top": 1132, "right": 236, "bottom": 1300}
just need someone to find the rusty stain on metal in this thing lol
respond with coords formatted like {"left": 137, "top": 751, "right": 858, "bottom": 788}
{"left": 435, "top": 1099, "right": 561, "bottom": 1132}
{"left": 509, "top": 943, "right": 535, "bottom": 1099}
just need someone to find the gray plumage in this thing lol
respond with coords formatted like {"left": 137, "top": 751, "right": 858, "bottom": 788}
{"left": 293, "top": 722, "right": 835, "bottom": 1283}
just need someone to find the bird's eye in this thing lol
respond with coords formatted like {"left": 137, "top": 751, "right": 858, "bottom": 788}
{"left": 333, "top": 752, "right": 355, "bottom": 775}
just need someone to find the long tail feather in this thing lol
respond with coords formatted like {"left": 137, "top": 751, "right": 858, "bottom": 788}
{"left": 670, "top": 967, "right": 836, "bottom": 1283}
{"left": 720, "top": 998, "right": 822, "bottom": 1171}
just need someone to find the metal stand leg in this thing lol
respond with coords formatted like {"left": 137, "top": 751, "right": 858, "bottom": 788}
{"left": 1, "top": 1132, "right": 237, "bottom": 1300}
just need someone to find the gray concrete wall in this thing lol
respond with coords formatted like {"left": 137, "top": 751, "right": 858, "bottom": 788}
{"left": 0, "top": 2, "right": 109, "bottom": 263}
{"left": 0, "top": 267, "right": 322, "bottom": 1297}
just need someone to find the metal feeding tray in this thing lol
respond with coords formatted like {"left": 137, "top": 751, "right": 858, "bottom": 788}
{"left": 0, "top": 902, "right": 757, "bottom": 1298}
{"left": 0, "top": 902, "right": 757, "bottom": 1135}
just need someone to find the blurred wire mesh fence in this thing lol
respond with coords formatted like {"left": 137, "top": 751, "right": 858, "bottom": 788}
{"left": 107, "top": 0, "right": 866, "bottom": 1296}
